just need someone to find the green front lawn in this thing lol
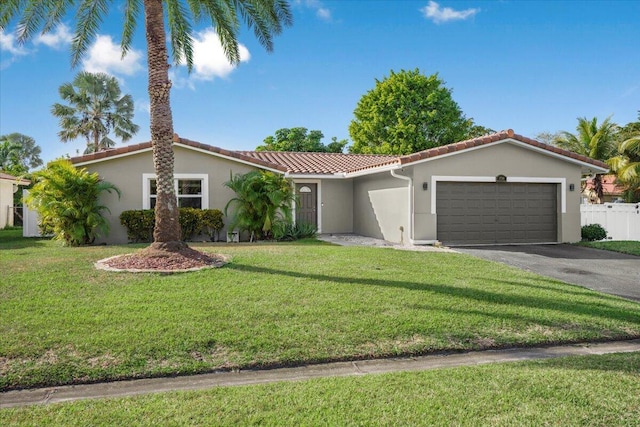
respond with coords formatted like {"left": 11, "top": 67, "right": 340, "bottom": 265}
{"left": 576, "top": 240, "right": 640, "bottom": 256}
{"left": 2, "top": 352, "right": 639, "bottom": 426}
{"left": 2, "top": 229, "right": 640, "bottom": 391}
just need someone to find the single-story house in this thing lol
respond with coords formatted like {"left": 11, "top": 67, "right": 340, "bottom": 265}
{"left": 0, "top": 171, "right": 30, "bottom": 228}
{"left": 70, "top": 129, "right": 609, "bottom": 246}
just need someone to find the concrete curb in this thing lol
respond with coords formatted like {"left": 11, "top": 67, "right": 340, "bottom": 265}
{"left": 2, "top": 339, "right": 639, "bottom": 409}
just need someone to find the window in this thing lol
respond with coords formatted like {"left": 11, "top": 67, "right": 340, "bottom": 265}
{"left": 143, "top": 174, "right": 208, "bottom": 209}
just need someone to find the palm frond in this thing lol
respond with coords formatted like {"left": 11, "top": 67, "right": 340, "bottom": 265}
{"left": 72, "top": 0, "right": 109, "bottom": 67}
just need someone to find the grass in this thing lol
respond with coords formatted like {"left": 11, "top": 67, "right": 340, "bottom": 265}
{"left": 576, "top": 240, "right": 640, "bottom": 256}
{"left": 2, "top": 229, "right": 640, "bottom": 391}
{"left": 2, "top": 352, "right": 639, "bottom": 426}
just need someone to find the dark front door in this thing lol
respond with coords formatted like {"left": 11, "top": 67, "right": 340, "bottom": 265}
{"left": 295, "top": 183, "right": 317, "bottom": 227}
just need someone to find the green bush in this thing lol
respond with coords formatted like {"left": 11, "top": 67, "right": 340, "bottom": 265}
{"left": 25, "top": 159, "right": 120, "bottom": 246}
{"left": 119, "top": 210, "right": 155, "bottom": 242}
{"left": 120, "top": 208, "right": 225, "bottom": 242}
{"left": 581, "top": 224, "right": 607, "bottom": 241}
{"left": 273, "top": 221, "right": 317, "bottom": 241}
{"left": 201, "top": 209, "right": 224, "bottom": 241}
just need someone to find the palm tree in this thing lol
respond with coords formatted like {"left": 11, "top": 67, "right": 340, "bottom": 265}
{"left": 554, "top": 116, "right": 617, "bottom": 202}
{"left": 1, "top": 0, "right": 292, "bottom": 252}
{"left": 52, "top": 72, "right": 139, "bottom": 154}
{"left": 608, "top": 135, "right": 640, "bottom": 201}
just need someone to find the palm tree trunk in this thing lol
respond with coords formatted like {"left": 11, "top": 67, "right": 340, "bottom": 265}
{"left": 143, "top": 0, "right": 183, "bottom": 249}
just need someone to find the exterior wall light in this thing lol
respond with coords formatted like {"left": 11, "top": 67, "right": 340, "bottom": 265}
{"left": 569, "top": 184, "right": 575, "bottom": 191}
{"left": 422, "top": 182, "right": 428, "bottom": 190}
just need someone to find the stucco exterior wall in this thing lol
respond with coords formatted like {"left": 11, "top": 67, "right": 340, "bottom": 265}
{"left": 0, "top": 180, "right": 14, "bottom": 228}
{"left": 407, "top": 142, "right": 584, "bottom": 243}
{"left": 353, "top": 172, "right": 409, "bottom": 244}
{"left": 82, "top": 146, "right": 259, "bottom": 244}
{"left": 317, "top": 179, "right": 353, "bottom": 234}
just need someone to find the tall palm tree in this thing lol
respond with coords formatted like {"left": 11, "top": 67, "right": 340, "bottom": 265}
{"left": 1, "top": 0, "right": 292, "bottom": 251}
{"left": 554, "top": 116, "right": 617, "bottom": 202}
{"left": 52, "top": 72, "right": 139, "bottom": 154}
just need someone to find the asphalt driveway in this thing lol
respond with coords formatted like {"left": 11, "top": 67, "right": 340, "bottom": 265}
{"left": 456, "top": 244, "right": 640, "bottom": 302}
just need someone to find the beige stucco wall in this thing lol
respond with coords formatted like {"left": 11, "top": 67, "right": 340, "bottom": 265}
{"left": 82, "top": 146, "right": 259, "bottom": 244}
{"left": 407, "top": 142, "right": 584, "bottom": 243}
{"left": 0, "top": 180, "right": 15, "bottom": 228}
{"left": 316, "top": 179, "right": 353, "bottom": 234}
{"left": 353, "top": 173, "right": 409, "bottom": 244}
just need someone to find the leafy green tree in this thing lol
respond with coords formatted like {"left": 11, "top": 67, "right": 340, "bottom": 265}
{"left": 0, "top": 133, "right": 42, "bottom": 174}
{"left": 0, "top": 139, "right": 22, "bottom": 173}
{"left": 257, "top": 127, "right": 347, "bottom": 153}
{"left": 2, "top": 0, "right": 292, "bottom": 253}
{"left": 349, "top": 69, "right": 474, "bottom": 155}
{"left": 52, "top": 72, "right": 139, "bottom": 154}
{"left": 224, "top": 170, "right": 295, "bottom": 241}
{"left": 553, "top": 116, "right": 617, "bottom": 202}
{"left": 25, "top": 159, "right": 120, "bottom": 246}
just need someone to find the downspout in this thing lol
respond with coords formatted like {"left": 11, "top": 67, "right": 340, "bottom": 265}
{"left": 390, "top": 168, "right": 439, "bottom": 246}
{"left": 390, "top": 169, "right": 413, "bottom": 245}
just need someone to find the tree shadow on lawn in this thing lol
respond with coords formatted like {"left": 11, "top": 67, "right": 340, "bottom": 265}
{"left": 225, "top": 264, "right": 640, "bottom": 328}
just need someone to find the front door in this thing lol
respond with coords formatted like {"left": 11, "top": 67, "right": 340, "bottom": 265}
{"left": 295, "top": 183, "right": 317, "bottom": 228}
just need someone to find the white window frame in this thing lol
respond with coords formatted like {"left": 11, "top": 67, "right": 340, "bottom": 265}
{"left": 142, "top": 173, "right": 209, "bottom": 209}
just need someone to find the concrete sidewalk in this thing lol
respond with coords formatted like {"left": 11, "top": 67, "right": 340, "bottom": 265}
{"left": 2, "top": 339, "right": 639, "bottom": 409}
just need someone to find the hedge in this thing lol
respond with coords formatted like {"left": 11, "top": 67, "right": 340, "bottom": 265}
{"left": 120, "top": 208, "right": 224, "bottom": 242}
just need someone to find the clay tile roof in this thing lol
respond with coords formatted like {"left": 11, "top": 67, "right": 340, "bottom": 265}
{"left": 69, "top": 130, "right": 609, "bottom": 175}
{"left": 398, "top": 129, "right": 610, "bottom": 170}
{"left": 236, "top": 151, "right": 399, "bottom": 174}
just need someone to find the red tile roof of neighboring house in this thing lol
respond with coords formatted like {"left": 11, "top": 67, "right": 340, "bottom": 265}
{"left": 585, "top": 174, "right": 625, "bottom": 196}
{"left": 0, "top": 171, "right": 30, "bottom": 185}
{"left": 69, "top": 130, "right": 610, "bottom": 175}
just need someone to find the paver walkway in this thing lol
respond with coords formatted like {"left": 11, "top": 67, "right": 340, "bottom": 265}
{"left": 2, "top": 339, "right": 639, "bottom": 409}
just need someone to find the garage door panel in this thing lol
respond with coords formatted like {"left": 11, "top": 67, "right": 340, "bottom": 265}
{"left": 436, "top": 182, "right": 558, "bottom": 245}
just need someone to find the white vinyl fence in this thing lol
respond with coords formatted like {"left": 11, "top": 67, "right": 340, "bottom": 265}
{"left": 581, "top": 203, "right": 640, "bottom": 241}
{"left": 22, "top": 190, "right": 42, "bottom": 237}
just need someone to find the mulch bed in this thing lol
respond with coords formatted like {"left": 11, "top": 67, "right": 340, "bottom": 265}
{"left": 96, "top": 246, "right": 229, "bottom": 273}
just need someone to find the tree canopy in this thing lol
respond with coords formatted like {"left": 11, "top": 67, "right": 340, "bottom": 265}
{"left": 349, "top": 69, "right": 482, "bottom": 155}
{"left": 0, "top": 133, "right": 42, "bottom": 174}
{"left": 52, "top": 72, "right": 139, "bottom": 154}
{"left": 257, "top": 127, "right": 348, "bottom": 153}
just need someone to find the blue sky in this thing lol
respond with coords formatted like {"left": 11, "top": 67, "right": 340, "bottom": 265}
{"left": 1, "top": 0, "right": 638, "bottom": 165}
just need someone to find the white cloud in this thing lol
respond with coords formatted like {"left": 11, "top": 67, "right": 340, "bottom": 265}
{"left": 0, "top": 29, "right": 29, "bottom": 70}
{"left": 0, "top": 29, "right": 28, "bottom": 56}
{"left": 136, "top": 99, "right": 151, "bottom": 114}
{"left": 82, "top": 35, "right": 144, "bottom": 76}
{"left": 295, "top": 0, "right": 332, "bottom": 21}
{"left": 179, "top": 28, "right": 250, "bottom": 82}
{"left": 34, "top": 24, "right": 73, "bottom": 50}
{"left": 421, "top": 1, "right": 479, "bottom": 24}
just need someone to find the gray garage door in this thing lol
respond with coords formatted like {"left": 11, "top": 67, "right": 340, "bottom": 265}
{"left": 436, "top": 182, "right": 558, "bottom": 245}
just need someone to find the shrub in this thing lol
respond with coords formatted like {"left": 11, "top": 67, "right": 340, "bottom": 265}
{"left": 120, "top": 208, "right": 225, "bottom": 242}
{"left": 224, "top": 171, "right": 295, "bottom": 241}
{"left": 201, "top": 209, "right": 224, "bottom": 241}
{"left": 581, "top": 224, "right": 607, "bottom": 241}
{"left": 119, "top": 210, "right": 155, "bottom": 242}
{"left": 25, "top": 159, "right": 120, "bottom": 246}
{"left": 273, "top": 221, "right": 317, "bottom": 241}
{"left": 179, "top": 207, "right": 201, "bottom": 241}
